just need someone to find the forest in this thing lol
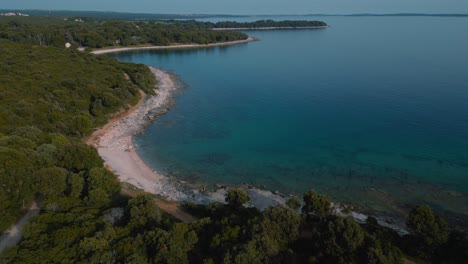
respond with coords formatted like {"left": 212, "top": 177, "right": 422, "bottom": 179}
{"left": 0, "top": 39, "right": 156, "bottom": 233}
{"left": 0, "top": 17, "right": 248, "bottom": 48}
{"left": 0, "top": 9, "right": 242, "bottom": 20}
{"left": 0, "top": 17, "right": 466, "bottom": 263}
{"left": 209, "top": 20, "right": 328, "bottom": 28}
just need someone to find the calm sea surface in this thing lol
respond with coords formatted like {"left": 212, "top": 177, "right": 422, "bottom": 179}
{"left": 110, "top": 16, "right": 468, "bottom": 220}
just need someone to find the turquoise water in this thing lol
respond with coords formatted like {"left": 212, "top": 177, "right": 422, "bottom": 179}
{"left": 111, "top": 16, "right": 468, "bottom": 220}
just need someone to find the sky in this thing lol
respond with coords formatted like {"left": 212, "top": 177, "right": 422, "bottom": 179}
{"left": 2, "top": 0, "right": 468, "bottom": 15}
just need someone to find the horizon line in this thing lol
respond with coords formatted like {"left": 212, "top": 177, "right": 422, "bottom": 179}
{"left": 1, "top": 9, "right": 468, "bottom": 17}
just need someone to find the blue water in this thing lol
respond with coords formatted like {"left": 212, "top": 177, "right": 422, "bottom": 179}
{"left": 111, "top": 16, "right": 468, "bottom": 219}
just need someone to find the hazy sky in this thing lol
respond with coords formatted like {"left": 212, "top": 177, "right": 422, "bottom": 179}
{"left": 3, "top": 0, "right": 468, "bottom": 15}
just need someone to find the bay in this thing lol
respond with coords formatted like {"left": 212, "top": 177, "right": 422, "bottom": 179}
{"left": 110, "top": 16, "right": 468, "bottom": 220}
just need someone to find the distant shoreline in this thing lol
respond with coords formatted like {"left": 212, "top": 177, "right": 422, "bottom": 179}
{"left": 85, "top": 66, "right": 408, "bottom": 235}
{"left": 212, "top": 26, "right": 328, "bottom": 31}
{"left": 90, "top": 37, "right": 255, "bottom": 55}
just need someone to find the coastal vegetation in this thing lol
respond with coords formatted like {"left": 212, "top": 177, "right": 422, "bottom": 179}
{"left": 208, "top": 19, "right": 328, "bottom": 29}
{"left": 0, "top": 19, "right": 466, "bottom": 264}
{"left": 0, "top": 17, "right": 327, "bottom": 50}
{"left": 0, "top": 38, "right": 156, "bottom": 233}
{"left": 0, "top": 17, "right": 248, "bottom": 48}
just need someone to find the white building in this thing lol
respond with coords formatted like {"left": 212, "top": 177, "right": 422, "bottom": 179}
{"left": 0, "top": 12, "right": 29, "bottom": 17}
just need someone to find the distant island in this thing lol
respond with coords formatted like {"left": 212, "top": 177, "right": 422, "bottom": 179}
{"left": 209, "top": 20, "right": 328, "bottom": 30}
{"left": 0, "top": 9, "right": 244, "bottom": 20}
{"left": 1, "top": 9, "right": 467, "bottom": 19}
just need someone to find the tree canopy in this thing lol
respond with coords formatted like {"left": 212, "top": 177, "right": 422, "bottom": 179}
{"left": 0, "top": 38, "right": 155, "bottom": 232}
{"left": 0, "top": 17, "right": 248, "bottom": 48}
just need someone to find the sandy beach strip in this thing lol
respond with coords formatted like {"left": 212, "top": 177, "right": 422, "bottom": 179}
{"left": 91, "top": 37, "right": 255, "bottom": 55}
{"left": 86, "top": 60, "right": 406, "bottom": 234}
{"left": 85, "top": 66, "right": 288, "bottom": 207}
{"left": 86, "top": 67, "right": 187, "bottom": 200}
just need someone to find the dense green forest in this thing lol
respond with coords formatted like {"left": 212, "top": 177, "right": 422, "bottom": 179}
{"left": 208, "top": 20, "right": 328, "bottom": 28}
{"left": 0, "top": 22, "right": 466, "bottom": 263}
{"left": 0, "top": 17, "right": 248, "bottom": 48}
{"left": 0, "top": 39, "right": 156, "bottom": 233}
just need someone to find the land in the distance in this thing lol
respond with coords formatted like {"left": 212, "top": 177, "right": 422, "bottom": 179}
{"left": 1, "top": 9, "right": 467, "bottom": 19}
{"left": 0, "top": 17, "right": 326, "bottom": 50}
{"left": 0, "top": 15, "right": 466, "bottom": 264}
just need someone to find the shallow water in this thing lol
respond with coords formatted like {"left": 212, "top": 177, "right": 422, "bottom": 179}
{"left": 110, "top": 16, "right": 468, "bottom": 221}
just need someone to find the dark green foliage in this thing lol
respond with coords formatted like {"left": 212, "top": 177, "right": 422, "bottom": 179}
{"left": 286, "top": 195, "right": 301, "bottom": 210}
{"left": 67, "top": 173, "right": 84, "bottom": 198}
{"left": 210, "top": 19, "right": 328, "bottom": 28}
{"left": 183, "top": 192, "right": 261, "bottom": 263}
{"left": 302, "top": 189, "right": 333, "bottom": 219}
{"left": 225, "top": 188, "right": 250, "bottom": 208}
{"left": 0, "top": 38, "right": 156, "bottom": 232}
{"left": 11, "top": 126, "right": 49, "bottom": 145}
{"left": 33, "top": 167, "right": 68, "bottom": 197}
{"left": 324, "top": 217, "right": 366, "bottom": 258}
{"left": 0, "top": 17, "right": 248, "bottom": 49}
{"left": 85, "top": 188, "right": 111, "bottom": 207}
{"left": 86, "top": 167, "right": 121, "bottom": 196}
{"left": 55, "top": 143, "right": 103, "bottom": 172}
{"left": 261, "top": 205, "right": 301, "bottom": 248}
{"left": 406, "top": 205, "right": 450, "bottom": 246}
{"left": 150, "top": 223, "right": 198, "bottom": 264}
{"left": 434, "top": 230, "right": 468, "bottom": 263}
{"left": 127, "top": 195, "right": 162, "bottom": 230}
{"left": 233, "top": 205, "right": 301, "bottom": 263}
{"left": 0, "top": 39, "right": 155, "bottom": 136}
{"left": 360, "top": 236, "right": 403, "bottom": 264}
{"left": 0, "top": 146, "right": 36, "bottom": 231}
{"left": 405, "top": 205, "right": 450, "bottom": 259}
{"left": 364, "top": 216, "right": 401, "bottom": 250}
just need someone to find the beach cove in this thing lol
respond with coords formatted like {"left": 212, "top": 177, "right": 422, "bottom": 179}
{"left": 107, "top": 16, "right": 468, "bottom": 227}
{"left": 86, "top": 64, "right": 405, "bottom": 232}
{"left": 86, "top": 65, "right": 294, "bottom": 211}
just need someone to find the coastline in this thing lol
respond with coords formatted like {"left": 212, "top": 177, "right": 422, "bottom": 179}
{"left": 212, "top": 26, "right": 328, "bottom": 31}
{"left": 86, "top": 67, "right": 289, "bottom": 207}
{"left": 91, "top": 37, "right": 256, "bottom": 55}
{"left": 86, "top": 67, "right": 186, "bottom": 200}
{"left": 86, "top": 66, "right": 408, "bottom": 234}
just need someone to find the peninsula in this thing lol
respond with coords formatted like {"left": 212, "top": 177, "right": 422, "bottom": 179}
{"left": 209, "top": 19, "right": 328, "bottom": 30}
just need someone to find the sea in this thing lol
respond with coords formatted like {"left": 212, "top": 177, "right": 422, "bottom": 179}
{"left": 110, "top": 16, "right": 468, "bottom": 223}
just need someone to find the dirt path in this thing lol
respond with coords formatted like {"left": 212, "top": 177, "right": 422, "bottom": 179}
{"left": 0, "top": 201, "right": 40, "bottom": 253}
{"left": 154, "top": 199, "right": 196, "bottom": 224}
{"left": 121, "top": 183, "right": 195, "bottom": 224}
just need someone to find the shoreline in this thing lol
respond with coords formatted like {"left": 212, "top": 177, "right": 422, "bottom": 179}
{"left": 212, "top": 26, "right": 328, "bottom": 31}
{"left": 86, "top": 67, "right": 187, "bottom": 200}
{"left": 86, "top": 66, "right": 409, "bottom": 234}
{"left": 90, "top": 37, "right": 256, "bottom": 55}
{"left": 87, "top": 67, "right": 290, "bottom": 208}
